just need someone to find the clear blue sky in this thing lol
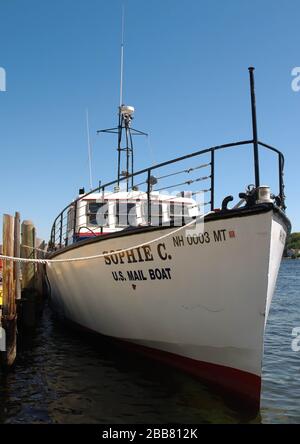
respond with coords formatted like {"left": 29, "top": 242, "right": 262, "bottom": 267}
{"left": 0, "top": 0, "right": 299, "bottom": 241}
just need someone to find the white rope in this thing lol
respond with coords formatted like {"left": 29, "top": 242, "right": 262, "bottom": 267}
{"left": 0, "top": 212, "right": 213, "bottom": 265}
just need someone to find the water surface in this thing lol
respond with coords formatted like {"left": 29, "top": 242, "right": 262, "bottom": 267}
{"left": 0, "top": 260, "right": 299, "bottom": 424}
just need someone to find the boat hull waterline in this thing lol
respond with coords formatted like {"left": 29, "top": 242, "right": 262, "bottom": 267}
{"left": 47, "top": 206, "right": 288, "bottom": 408}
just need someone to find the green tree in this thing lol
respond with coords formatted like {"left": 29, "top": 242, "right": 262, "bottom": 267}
{"left": 287, "top": 233, "right": 300, "bottom": 250}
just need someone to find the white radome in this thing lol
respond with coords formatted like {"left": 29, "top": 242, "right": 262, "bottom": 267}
{"left": 120, "top": 105, "right": 135, "bottom": 116}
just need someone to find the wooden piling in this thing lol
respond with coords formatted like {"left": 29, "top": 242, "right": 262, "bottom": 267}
{"left": 14, "top": 212, "right": 21, "bottom": 300}
{"left": 21, "top": 220, "right": 40, "bottom": 328}
{"left": 35, "top": 239, "right": 46, "bottom": 296}
{"left": 1, "top": 214, "right": 17, "bottom": 368}
{"left": 1, "top": 213, "right": 46, "bottom": 366}
{"left": 0, "top": 244, "right": 3, "bottom": 351}
{"left": 21, "top": 220, "right": 36, "bottom": 291}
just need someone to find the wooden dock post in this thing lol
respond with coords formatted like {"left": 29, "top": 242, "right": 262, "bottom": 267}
{"left": 0, "top": 213, "right": 45, "bottom": 366}
{"left": 1, "top": 214, "right": 17, "bottom": 368}
{"left": 21, "top": 220, "right": 36, "bottom": 291}
{"left": 14, "top": 212, "right": 21, "bottom": 301}
{"left": 35, "top": 238, "right": 46, "bottom": 297}
{"left": 21, "top": 220, "right": 37, "bottom": 328}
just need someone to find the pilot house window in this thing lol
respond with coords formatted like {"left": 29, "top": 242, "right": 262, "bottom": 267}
{"left": 67, "top": 206, "right": 75, "bottom": 232}
{"left": 115, "top": 201, "right": 137, "bottom": 227}
{"left": 169, "top": 202, "right": 189, "bottom": 225}
{"left": 87, "top": 201, "right": 109, "bottom": 226}
{"left": 142, "top": 201, "right": 163, "bottom": 225}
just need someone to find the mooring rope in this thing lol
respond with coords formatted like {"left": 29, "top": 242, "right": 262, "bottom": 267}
{"left": 0, "top": 212, "right": 213, "bottom": 265}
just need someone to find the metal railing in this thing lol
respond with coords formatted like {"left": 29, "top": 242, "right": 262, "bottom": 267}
{"left": 49, "top": 138, "right": 286, "bottom": 252}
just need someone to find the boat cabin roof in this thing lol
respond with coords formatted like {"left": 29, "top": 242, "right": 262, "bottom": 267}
{"left": 78, "top": 190, "right": 196, "bottom": 204}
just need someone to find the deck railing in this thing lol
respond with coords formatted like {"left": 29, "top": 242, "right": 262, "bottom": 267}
{"left": 49, "top": 139, "right": 285, "bottom": 252}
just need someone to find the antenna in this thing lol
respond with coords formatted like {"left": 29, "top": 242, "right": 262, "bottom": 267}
{"left": 119, "top": 5, "right": 125, "bottom": 107}
{"left": 86, "top": 108, "right": 93, "bottom": 190}
{"left": 97, "top": 5, "right": 147, "bottom": 190}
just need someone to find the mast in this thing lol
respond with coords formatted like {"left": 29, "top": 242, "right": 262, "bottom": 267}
{"left": 119, "top": 5, "right": 125, "bottom": 108}
{"left": 117, "top": 5, "right": 125, "bottom": 186}
{"left": 248, "top": 67, "right": 260, "bottom": 188}
{"left": 98, "top": 106, "right": 147, "bottom": 191}
{"left": 97, "top": 7, "right": 147, "bottom": 190}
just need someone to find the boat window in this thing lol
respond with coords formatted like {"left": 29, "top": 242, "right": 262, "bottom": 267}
{"left": 67, "top": 206, "right": 75, "bottom": 232}
{"left": 87, "top": 201, "right": 109, "bottom": 226}
{"left": 169, "top": 202, "right": 189, "bottom": 225}
{"left": 169, "top": 202, "right": 189, "bottom": 216}
{"left": 142, "top": 201, "right": 163, "bottom": 226}
{"left": 115, "top": 201, "right": 137, "bottom": 227}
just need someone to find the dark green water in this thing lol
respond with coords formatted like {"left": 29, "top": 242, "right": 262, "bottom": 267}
{"left": 0, "top": 260, "right": 299, "bottom": 424}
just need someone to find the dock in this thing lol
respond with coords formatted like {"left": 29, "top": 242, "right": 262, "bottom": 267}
{"left": 0, "top": 213, "right": 45, "bottom": 368}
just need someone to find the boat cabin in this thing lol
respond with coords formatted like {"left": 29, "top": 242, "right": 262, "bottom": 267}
{"left": 66, "top": 190, "right": 199, "bottom": 244}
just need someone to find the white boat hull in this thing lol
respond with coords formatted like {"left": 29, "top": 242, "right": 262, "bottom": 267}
{"left": 46, "top": 206, "right": 289, "bottom": 408}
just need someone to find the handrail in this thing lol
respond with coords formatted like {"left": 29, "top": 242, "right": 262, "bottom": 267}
{"left": 49, "top": 138, "right": 286, "bottom": 250}
{"left": 51, "top": 139, "right": 253, "bottom": 226}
